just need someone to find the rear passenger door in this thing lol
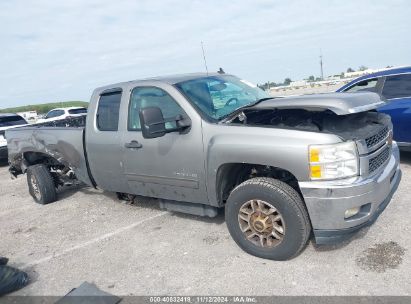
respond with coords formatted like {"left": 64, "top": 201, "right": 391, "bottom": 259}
{"left": 121, "top": 85, "right": 208, "bottom": 204}
{"left": 378, "top": 74, "right": 411, "bottom": 143}
{"left": 86, "top": 88, "right": 130, "bottom": 193}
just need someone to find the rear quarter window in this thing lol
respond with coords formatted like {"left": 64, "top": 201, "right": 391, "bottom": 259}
{"left": 382, "top": 74, "right": 411, "bottom": 99}
{"left": 96, "top": 91, "right": 122, "bottom": 131}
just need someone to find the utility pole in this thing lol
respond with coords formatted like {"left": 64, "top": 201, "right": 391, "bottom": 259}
{"left": 319, "top": 50, "right": 324, "bottom": 80}
{"left": 201, "top": 41, "right": 209, "bottom": 75}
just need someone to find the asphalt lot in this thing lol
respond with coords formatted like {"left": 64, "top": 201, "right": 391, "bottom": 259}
{"left": 1, "top": 153, "right": 411, "bottom": 296}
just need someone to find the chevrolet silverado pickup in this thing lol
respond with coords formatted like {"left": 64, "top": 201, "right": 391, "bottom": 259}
{"left": 6, "top": 73, "right": 401, "bottom": 260}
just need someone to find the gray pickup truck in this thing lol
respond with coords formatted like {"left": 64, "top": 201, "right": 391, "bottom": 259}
{"left": 6, "top": 73, "right": 401, "bottom": 260}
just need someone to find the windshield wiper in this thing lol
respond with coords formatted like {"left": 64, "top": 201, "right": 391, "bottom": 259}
{"left": 255, "top": 97, "right": 274, "bottom": 103}
{"left": 219, "top": 97, "right": 274, "bottom": 122}
{"left": 247, "top": 97, "right": 275, "bottom": 108}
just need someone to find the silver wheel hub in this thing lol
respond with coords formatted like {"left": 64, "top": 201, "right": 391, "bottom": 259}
{"left": 31, "top": 175, "right": 41, "bottom": 200}
{"left": 238, "top": 199, "right": 285, "bottom": 248}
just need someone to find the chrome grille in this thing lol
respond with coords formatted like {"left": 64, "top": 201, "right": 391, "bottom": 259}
{"left": 369, "top": 146, "right": 390, "bottom": 173}
{"left": 365, "top": 126, "right": 388, "bottom": 149}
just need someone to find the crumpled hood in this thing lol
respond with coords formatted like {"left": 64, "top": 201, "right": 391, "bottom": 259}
{"left": 250, "top": 92, "right": 385, "bottom": 115}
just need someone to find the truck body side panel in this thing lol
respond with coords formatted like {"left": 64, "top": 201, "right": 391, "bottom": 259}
{"left": 6, "top": 127, "right": 92, "bottom": 186}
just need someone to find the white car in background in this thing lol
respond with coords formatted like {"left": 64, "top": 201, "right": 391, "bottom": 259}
{"left": 0, "top": 113, "right": 28, "bottom": 160}
{"left": 37, "top": 107, "right": 87, "bottom": 123}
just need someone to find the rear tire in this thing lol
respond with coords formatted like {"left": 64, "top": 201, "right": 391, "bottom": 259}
{"left": 27, "top": 165, "right": 57, "bottom": 204}
{"left": 225, "top": 177, "right": 311, "bottom": 260}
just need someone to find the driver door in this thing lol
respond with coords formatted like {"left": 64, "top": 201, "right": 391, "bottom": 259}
{"left": 121, "top": 85, "right": 209, "bottom": 204}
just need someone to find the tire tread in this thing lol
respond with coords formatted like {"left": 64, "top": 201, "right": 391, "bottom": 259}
{"left": 27, "top": 164, "right": 57, "bottom": 204}
{"left": 227, "top": 177, "right": 311, "bottom": 260}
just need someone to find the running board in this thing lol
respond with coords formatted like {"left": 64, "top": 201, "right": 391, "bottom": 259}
{"left": 158, "top": 199, "right": 219, "bottom": 218}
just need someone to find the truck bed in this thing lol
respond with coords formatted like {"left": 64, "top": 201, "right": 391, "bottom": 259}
{"left": 6, "top": 122, "right": 93, "bottom": 186}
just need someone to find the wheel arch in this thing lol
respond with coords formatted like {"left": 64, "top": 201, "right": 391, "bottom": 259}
{"left": 21, "top": 151, "right": 65, "bottom": 173}
{"left": 214, "top": 162, "right": 301, "bottom": 207}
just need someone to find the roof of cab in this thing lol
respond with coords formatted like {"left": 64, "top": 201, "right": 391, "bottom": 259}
{"left": 95, "top": 72, "right": 228, "bottom": 92}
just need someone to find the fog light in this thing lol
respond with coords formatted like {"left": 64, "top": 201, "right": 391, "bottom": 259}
{"left": 344, "top": 207, "right": 360, "bottom": 219}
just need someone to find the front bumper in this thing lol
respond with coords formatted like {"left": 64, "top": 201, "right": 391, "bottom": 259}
{"left": 299, "top": 142, "right": 401, "bottom": 244}
{"left": 0, "top": 145, "right": 7, "bottom": 160}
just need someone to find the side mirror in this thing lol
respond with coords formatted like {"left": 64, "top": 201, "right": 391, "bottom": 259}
{"left": 140, "top": 107, "right": 166, "bottom": 139}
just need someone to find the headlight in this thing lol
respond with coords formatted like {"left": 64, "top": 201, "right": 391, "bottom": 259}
{"left": 309, "top": 141, "right": 359, "bottom": 180}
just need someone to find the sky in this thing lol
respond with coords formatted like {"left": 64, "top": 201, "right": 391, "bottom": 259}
{"left": 0, "top": 0, "right": 410, "bottom": 108}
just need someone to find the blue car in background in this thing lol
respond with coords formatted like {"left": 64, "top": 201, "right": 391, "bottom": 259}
{"left": 337, "top": 66, "right": 411, "bottom": 150}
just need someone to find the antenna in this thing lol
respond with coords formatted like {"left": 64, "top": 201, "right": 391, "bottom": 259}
{"left": 201, "top": 41, "right": 209, "bottom": 75}
{"left": 319, "top": 49, "right": 324, "bottom": 80}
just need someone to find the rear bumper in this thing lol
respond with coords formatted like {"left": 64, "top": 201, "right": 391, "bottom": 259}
{"left": 299, "top": 142, "right": 401, "bottom": 244}
{"left": 0, "top": 145, "right": 7, "bottom": 159}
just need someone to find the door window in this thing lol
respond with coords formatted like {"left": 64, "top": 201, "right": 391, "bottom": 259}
{"left": 128, "top": 87, "right": 185, "bottom": 131}
{"left": 345, "top": 78, "right": 378, "bottom": 93}
{"left": 46, "top": 110, "right": 64, "bottom": 119}
{"left": 382, "top": 74, "right": 411, "bottom": 99}
{"left": 97, "top": 90, "right": 122, "bottom": 131}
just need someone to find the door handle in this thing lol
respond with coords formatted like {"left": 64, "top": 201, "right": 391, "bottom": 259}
{"left": 124, "top": 140, "right": 143, "bottom": 149}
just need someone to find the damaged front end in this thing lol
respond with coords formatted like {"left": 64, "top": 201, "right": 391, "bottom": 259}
{"left": 223, "top": 91, "right": 400, "bottom": 243}
{"left": 224, "top": 92, "right": 391, "bottom": 143}
{"left": 225, "top": 91, "right": 395, "bottom": 182}
{"left": 229, "top": 108, "right": 391, "bottom": 143}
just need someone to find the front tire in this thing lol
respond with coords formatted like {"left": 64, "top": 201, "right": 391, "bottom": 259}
{"left": 225, "top": 177, "right": 311, "bottom": 260}
{"left": 27, "top": 165, "right": 57, "bottom": 204}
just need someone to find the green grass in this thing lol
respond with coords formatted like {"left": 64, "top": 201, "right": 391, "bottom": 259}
{"left": 0, "top": 101, "right": 89, "bottom": 114}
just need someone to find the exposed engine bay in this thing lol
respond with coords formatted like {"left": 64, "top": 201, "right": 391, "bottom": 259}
{"left": 228, "top": 109, "right": 391, "bottom": 141}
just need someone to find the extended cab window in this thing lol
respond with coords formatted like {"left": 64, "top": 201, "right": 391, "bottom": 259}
{"left": 97, "top": 90, "right": 122, "bottom": 131}
{"left": 345, "top": 78, "right": 378, "bottom": 93}
{"left": 128, "top": 87, "right": 185, "bottom": 131}
{"left": 382, "top": 74, "right": 411, "bottom": 99}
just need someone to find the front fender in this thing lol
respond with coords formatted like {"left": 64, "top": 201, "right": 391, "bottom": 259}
{"left": 203, "top": 123, "right": 342, "bottom": 205}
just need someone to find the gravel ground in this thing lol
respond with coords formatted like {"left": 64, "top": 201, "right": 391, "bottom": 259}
{"left": 0, "top": 153, "right": 410, "bottom": 296}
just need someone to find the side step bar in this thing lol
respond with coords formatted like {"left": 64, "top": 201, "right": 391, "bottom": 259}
{"left": 159, "top": 199, "right": 219, "bottom": 218}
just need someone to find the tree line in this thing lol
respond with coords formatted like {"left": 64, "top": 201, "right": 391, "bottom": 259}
{"left": 0, "top": 101, "right": 88, "bottom": 114}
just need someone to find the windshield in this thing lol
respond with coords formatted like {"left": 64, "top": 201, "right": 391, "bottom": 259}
{"left": 175, "top": 75, "right": 270, "bottom": 120}
{"left": 0, "top": 115, "right": 27, "bottom": 127}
